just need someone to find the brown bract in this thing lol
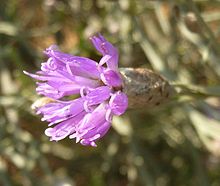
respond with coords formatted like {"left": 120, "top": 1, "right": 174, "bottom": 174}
{"left": 120, "top": 68, "right": 175, "bottom": 109}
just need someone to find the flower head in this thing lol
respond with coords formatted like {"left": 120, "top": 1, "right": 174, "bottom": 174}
{"left": 24, "top": 34, "right": 128, "bottom": 147}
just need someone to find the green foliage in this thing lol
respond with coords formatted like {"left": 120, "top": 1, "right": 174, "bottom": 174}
{"left": 1, "top": 0, "right": 220, "bottom": 185}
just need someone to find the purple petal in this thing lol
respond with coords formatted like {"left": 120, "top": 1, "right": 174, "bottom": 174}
{"left": 100, "top": 69, "right": 122, "bottom": 87}
{"left": 24, "top": 70, "right": 72, "bottom": 82}
{"left": 70, "top": 103, "right": 112, "bottom": 146}
{"left": 80, "top": 121, "right": 111, "bottom": 140}
{"left": 90, "top": 34, "right": 119, "bottom": 70}
{"left": 109, "top": 91, "right": 128, "bottom": 115}
{"left": 90, "top": 34, "right": 116, "bottom": 56}
{"left": 82, "top": 86, "right": 111, "bottom": 109}
{"left": 69, "top": 103, "right": 111, "bottom": 142}
{"left": 65, "top": 60, "right": 100, "bottom": 79}
{"left": 98, "top": 55, "right": 112, "bottom": 67}
{"left": 41, "top": 58, "right": 60, "bottom": 71}
{"left": 45, "top": 46, "right": 100, "bottom": 78}
{"left": 77, "top": 103, "right": 110, "bottom": 131}
{"left": 78, "top": 121, "right": 111, "bottom": 147}
{"left": 45, "top": 111, "right": 86, "bottom": 141}
{"left": 38, "top": 98, "right": 84, "bottom": 125}
{"left": 24, "top": 69, "right": 100, "bottom": 99}
{"left": 36, "top": 82, "right": 64, "bottom": 99}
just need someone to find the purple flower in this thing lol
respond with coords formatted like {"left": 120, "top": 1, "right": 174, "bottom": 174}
{"left": 24, "top": 34, "right": 128, "bottom": 147}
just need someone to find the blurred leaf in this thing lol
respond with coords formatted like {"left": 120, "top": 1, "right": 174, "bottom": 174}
{"left": 112, "top": 116, "right": 132, "bottom": 136}
{"left": 175, "top": 84, "right": 220, "bottom": 97}
{"left": 187, "top": 107, "right": 220, "bottom": 156}
{"left": 0, "top": 21, "right": 18, "bottom": 36}
{"left": 188, "top": 108, "right": 220, "bottom": 140}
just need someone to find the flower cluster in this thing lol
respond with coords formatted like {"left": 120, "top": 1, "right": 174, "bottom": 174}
{"left": 24, "top": 34, "right": 128, "bottom": 147}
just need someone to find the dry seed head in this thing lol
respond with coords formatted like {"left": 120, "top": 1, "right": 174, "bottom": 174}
{"left": 120, "top": 68, "right": 175, "bottom": 109}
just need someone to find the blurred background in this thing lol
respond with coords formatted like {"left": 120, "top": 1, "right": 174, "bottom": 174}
{"left": 1, "top": 0, "right": 220, "bottom": 185}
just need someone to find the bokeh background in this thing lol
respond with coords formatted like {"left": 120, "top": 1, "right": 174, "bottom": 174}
{"left": 1, "top": 0, "right": 220, "bottom": 185}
